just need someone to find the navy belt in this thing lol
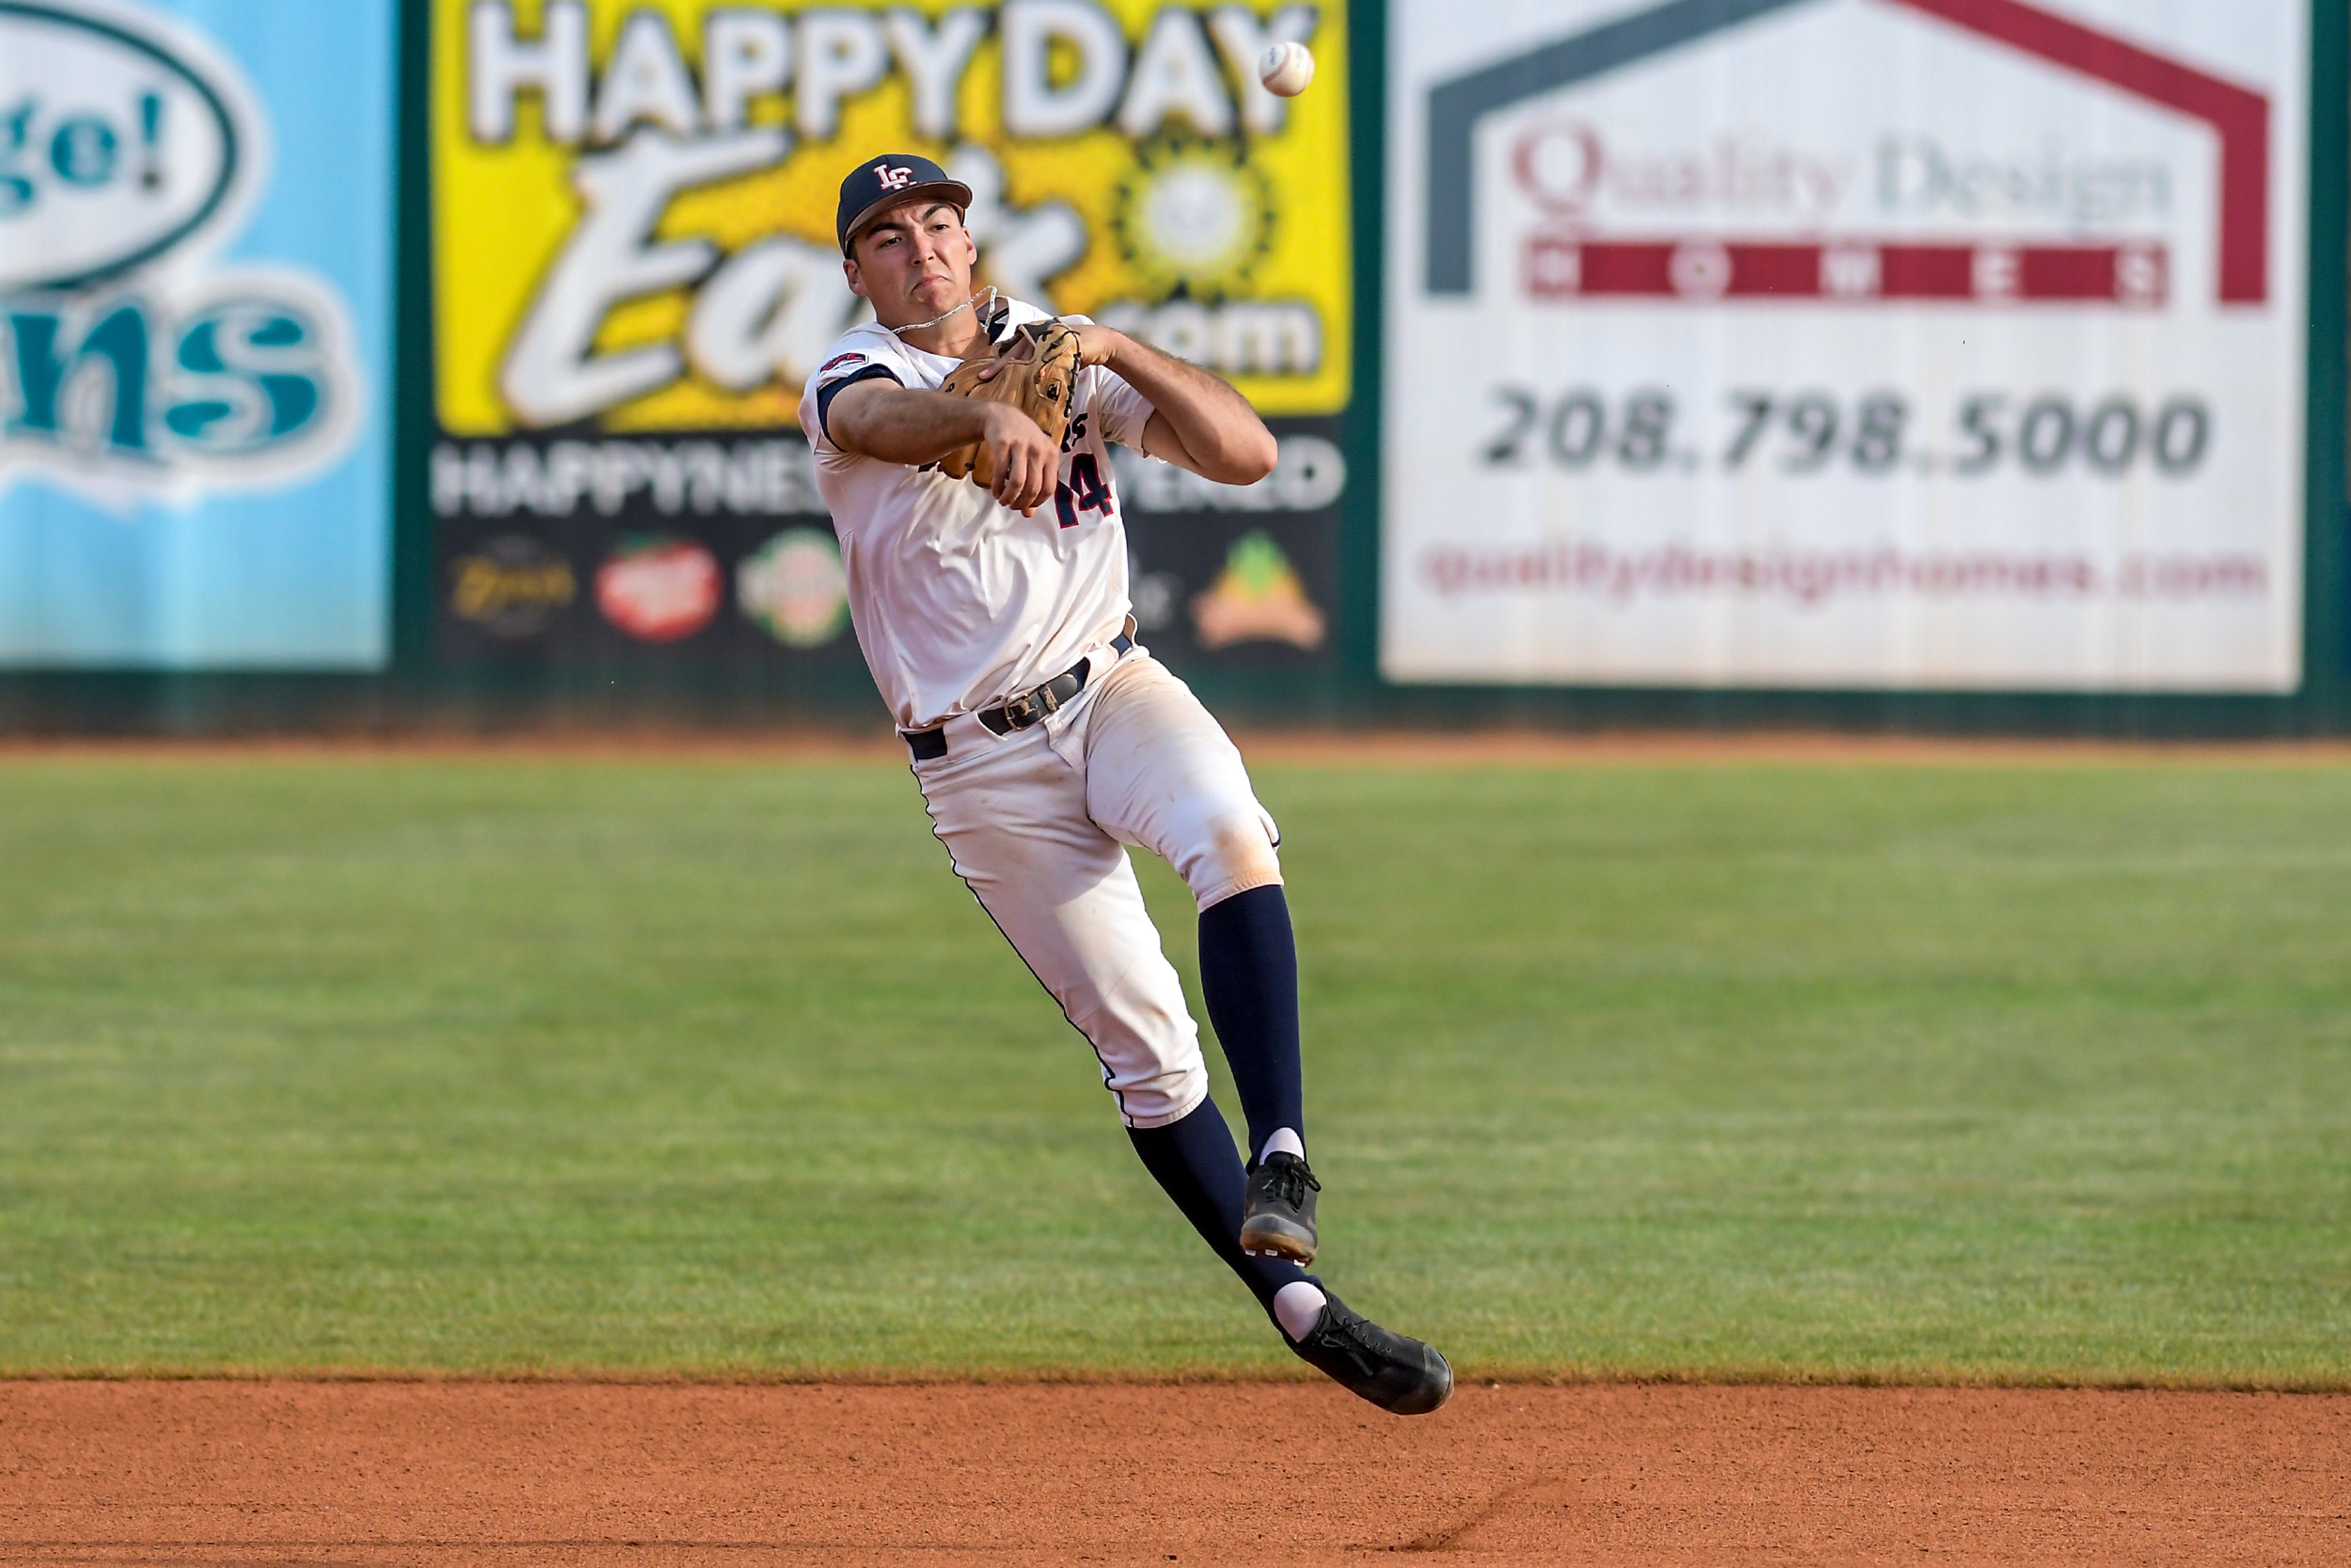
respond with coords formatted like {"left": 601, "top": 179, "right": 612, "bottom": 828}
{"left": 904, "top": 632, "right": 1133, "bottom": 762}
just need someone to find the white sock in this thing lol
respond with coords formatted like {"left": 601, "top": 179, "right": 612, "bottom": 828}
{"left": 1259, "top": 1126, "right": 1305, "bottom": 1163}
{"left": 1273, "top": 1280, "right": 1327, "bottom": 1342}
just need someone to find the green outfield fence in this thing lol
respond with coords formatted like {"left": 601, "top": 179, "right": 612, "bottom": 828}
{"left": 0, "top": 0, "right": 2344, "bottom": 738}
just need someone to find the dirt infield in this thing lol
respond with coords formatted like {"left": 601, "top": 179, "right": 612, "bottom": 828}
{"left": 2, "top": 1382, "right": 2341, "bottom": 1566}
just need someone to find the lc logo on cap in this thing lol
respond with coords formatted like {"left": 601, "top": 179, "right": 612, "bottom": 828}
{"left": 835, "top": 152, "right": 973, "bottom": 253}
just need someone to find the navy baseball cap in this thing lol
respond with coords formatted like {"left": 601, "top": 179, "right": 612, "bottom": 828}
{"left": 836, "top": 153, "right": 974, "bottom": 255}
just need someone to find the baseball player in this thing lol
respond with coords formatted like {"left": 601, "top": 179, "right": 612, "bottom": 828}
{"left": 798, "top": 154, "right": 1450, "bottom": 1415}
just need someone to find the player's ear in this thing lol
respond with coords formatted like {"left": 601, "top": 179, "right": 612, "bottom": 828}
{"left": 843, "top": 255, "right": 868, "bottom": 301}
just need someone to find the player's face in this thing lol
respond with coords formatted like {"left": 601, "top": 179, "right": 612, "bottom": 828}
{"left": 844, "top": 201, "right": 978, "bottom": 327}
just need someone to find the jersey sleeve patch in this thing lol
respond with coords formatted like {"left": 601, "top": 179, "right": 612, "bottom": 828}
{"left": 816, "top": 362, "right": 903, "bottom": 446}
{"left": 816, "top": 351, "right": 868, "bottom": 378}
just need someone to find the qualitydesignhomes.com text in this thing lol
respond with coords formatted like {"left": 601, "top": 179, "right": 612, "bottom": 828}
{"left": 1419, "top": 540, "right": 2270, "bottom": 607}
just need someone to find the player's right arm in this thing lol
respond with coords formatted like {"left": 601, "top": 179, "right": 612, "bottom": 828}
{"left": 827, "top": 380, "right": 1060, "bottom": 516}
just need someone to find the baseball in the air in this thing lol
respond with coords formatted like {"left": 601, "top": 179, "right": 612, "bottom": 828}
{"left": 1259, "top": 41, "right": 1315, "bottom": 97}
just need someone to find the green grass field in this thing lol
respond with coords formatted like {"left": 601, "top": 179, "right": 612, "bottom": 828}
{"left": 2, "top": 753, "right": 2347, "bottom": 1384}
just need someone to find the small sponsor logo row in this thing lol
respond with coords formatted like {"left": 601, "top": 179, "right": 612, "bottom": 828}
{"left": 451, "top": 525, "right": 1331, "bottom": 656}
{"left": 447, "top": 528, "right": 849, "bottom": 647}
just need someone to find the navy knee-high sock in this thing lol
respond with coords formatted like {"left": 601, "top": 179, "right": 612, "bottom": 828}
{"left": 1196, "top": 884, "right": 1304, "bottom": 1163}
{"left": 1127, "top": 1096, "right": 1307, "bottom": 1318}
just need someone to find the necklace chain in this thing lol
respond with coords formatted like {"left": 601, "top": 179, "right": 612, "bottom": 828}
{"left": 890, "top": 285, "right": 998, "bottom": 339}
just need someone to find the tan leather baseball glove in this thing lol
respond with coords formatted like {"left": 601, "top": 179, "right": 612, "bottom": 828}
{"left": 936, "top": 315, "right": 1082, "bottom": 489}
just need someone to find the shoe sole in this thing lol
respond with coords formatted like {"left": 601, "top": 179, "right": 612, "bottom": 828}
{"left": 1239, "top": 1215, "right": 1318, "bottom": 1265}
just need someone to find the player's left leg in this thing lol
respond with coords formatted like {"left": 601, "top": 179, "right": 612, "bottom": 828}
{"left": 907, "top": 716, "right": 1313, "bottom": 1335}
{"left": 1077, "top": 654, "right": 1307, "bottom": 1171}
{"left": 1076, "top": 656, "right": 1327, "bottom": 1266}
{"left": 1074, "top": 651, "right": 1451, "bottom": 1414}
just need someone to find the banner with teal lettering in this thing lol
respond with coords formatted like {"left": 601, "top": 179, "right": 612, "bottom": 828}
{"left": 0, "top": 0, "right": 394, "bottom": 668}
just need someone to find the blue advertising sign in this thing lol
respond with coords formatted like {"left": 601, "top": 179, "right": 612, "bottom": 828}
{"left": 0, "top": 0, "right": 393, "bottom": 668}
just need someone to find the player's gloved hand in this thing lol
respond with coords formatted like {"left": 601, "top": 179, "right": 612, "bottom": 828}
{"left": 939, "top": 315, "right": 1082, "bottom": 513}
{"left": 978, "top": 403, "right": 1059, "bottom": 516}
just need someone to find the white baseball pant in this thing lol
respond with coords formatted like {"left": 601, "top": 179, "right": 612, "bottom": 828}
{"left": 909, "top": 645, "right": 1283, "bottom": 1128}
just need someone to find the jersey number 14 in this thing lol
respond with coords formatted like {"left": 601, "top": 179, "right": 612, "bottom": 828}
{"left": 1054, "top": 454, "right": 1112, "bottom": 530}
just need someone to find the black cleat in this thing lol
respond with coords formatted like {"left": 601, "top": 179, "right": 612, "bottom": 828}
{"left": 1286, "top": 1291, "right": 1453, "bottom": 1415}
{"left": 1239, "top": 1151, "right": 1321, "bottom": 1264}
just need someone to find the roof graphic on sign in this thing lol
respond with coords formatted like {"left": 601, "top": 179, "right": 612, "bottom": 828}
{"left": 1425, "top": 0, "right": 2270, "bottom": 306}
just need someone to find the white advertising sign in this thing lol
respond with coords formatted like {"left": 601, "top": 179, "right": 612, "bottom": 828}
{"left": 1382, "top": 0, "right": 2309, "bottom": 691}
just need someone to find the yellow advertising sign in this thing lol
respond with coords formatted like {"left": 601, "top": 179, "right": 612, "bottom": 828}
{"left": 432, "top": 0, "right": 1352, "bottom": 437}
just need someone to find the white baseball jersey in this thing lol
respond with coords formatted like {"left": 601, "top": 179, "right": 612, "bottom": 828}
{"left": 799, "top": 301, "right": 1156, "bottom": 730}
